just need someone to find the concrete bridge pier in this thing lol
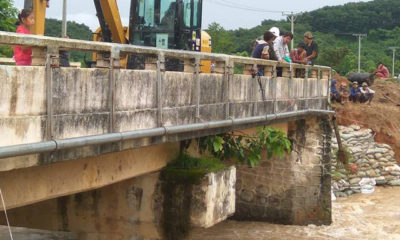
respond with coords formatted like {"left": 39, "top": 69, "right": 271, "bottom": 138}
{"left": 0, "top": 172, "right": 164, "bottom": 240}
{"left": 234, "top": 117, "right": 332, "bottom": 225}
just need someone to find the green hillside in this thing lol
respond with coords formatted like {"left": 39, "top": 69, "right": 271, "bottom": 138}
{"left": 44, "top": 18, "right": 93, "bottom": 63}
{"left": 207, "top": 0, "right": 400, "bottom": 75}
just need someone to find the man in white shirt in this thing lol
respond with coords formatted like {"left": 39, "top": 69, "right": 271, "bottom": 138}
{"left": 273, "top": 32, "right": 293, "bottom": 63}
{"left": 360, "top": 82, "right": 375, "bottom": 105}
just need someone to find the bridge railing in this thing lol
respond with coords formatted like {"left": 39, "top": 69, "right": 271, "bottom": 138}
{"left": 0, "top": 31, "right": 332, "bottom": 164}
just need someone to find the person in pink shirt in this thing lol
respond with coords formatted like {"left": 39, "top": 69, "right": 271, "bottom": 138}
{"left": 13, "top": 9, "right": 35, "bottom": 66}
{"left": 373, "top": 62, "right": 390, "bottom": 79}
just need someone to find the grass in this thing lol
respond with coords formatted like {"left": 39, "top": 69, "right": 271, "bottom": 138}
{"left": 162, "top": 153, "right": 227, "bottom": 183}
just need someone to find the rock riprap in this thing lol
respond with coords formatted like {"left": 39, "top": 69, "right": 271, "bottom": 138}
{"left": 331, "top": 125, "right": 400, "bottom": 197}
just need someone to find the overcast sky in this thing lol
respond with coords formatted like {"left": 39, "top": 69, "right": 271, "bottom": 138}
{"left": 13, "top": 0, "right": 371, "bottom": 31}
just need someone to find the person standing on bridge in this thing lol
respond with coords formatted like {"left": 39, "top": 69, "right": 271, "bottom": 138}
{"left": 303, "top": 31, "right": 318, "bottom": 66}
{"left": 273, "top": 32, "right": 293, "bottom": 63}
{"left": 13, "top": 9, "right": 34, "bottom": 66}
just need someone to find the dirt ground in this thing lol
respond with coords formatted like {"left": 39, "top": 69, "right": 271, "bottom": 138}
{"left": 190, "top": 187, "right": 400, "bottom": 240}
{"left": 332, "top": 75, "right": 400, "bottom": 163}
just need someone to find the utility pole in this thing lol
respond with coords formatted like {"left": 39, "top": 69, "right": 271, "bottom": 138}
{"left": 61, "top": 0, "right": 67, "bottom": 37}
{"left": 352, "top": 33, "right": 367, "bottom": 73}
{"left": 389, "top": 47, "right": 397, "bottom": 77}
{"left": 282, "top": 12, "right": 300, "bottom": 50}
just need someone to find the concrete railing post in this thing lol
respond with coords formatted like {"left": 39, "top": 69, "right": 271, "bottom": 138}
{"left": 243, "top": 64, "right": 253, "bottom": 75}
{"left": 317, "top": 68, "right": 322, "bottom": 97}
{"left": 214, "top": 61, "right": 226, "bottom": 74}
{"left": 32, "top": 47, "right": 46, "bottom": 66}
{"left": 311, "top": 68, "right": 318, "bottom": 78}
{"left": 184, "top": 58, "right": 195, "bottom": 73}
{"left": 194, "top": 57, "right": 201, "bottom": 122}
{"left": 145, "top": 56, "right": 158, "bottom": 70}
{"left": 303, "top": 66, "right": 309, "bottom": 110}
{"left": 157, "top": 54, "right": 165, "bottom": 126}
{"left": 45, "top": 46, "right": 59, "bottom": 140}
{"left": 272, "top": 64, "right": 278, "bottom": 114}
{"left": 281, "top": 65, "right": 291, "bottom": 78}
{"left": 263, "top": 65, "right": 273, "bottom": 78}
{"left": 225, "top": 59, "right": 233, "bottom": 119}
{"left": 108, "top": 48, "right": 120, "bottom": 133}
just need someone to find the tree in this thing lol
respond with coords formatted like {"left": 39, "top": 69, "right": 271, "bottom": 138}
{"left": 0, "top": 0, "right": 18, "bottom": 32}
{"left": 206, "top": 22, "right": 236, "bottom": 54}
{"left": 0, "top": 0, "right": 18, "bottom": 57}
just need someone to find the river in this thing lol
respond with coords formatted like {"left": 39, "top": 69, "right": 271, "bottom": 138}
{"left": 190, "top": 187, "right": 400, "bottom": 240}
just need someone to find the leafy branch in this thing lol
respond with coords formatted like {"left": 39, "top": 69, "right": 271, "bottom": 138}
{"left": 198, "top": 127, "right": 291, "bottom": 167}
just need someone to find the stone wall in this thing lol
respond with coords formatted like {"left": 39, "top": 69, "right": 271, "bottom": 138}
{"left": 332, "top": 125, "right": 400, "bottom": 197}
{"left": 233, "top": 117, "right": 332, "bottom": 225}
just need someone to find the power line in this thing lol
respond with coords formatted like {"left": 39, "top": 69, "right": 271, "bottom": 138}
{"left": 206, "top": 0, "right": 297, "bottom": 14}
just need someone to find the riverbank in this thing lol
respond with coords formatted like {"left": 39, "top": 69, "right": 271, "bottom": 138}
{"left": 190, "top": 186, "right": 400, "bottom": 240}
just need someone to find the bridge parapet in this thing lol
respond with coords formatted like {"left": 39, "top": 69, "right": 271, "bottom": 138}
{"left": 0, "top": 31, "right": 332, "bottom": 170}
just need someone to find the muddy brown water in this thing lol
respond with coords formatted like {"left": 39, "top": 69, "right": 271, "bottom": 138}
{"left": 190, "top": 187, "right": 400, "bottom": 240}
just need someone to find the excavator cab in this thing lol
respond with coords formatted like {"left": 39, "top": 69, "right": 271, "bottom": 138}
{"left": 129, "top": 0, "right": 203, "bottom": 51}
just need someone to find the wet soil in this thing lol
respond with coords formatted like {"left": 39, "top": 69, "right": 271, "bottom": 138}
{"left": 332, "top": 76, "right": 400, "bottom": 164}
{"left": 190, "top": 187, "right": 400, "bottom": 240}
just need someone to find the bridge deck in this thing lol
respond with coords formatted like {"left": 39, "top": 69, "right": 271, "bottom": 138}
{"left": 0, "top": 31, "right": 332, "bottom": 170}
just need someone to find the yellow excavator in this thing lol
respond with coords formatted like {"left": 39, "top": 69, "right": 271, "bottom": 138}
{"left": 23, "top": 0, "right": 212, "bottom": 72}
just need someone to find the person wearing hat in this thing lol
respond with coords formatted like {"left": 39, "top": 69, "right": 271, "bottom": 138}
{"left": 360, "top": 82, "right": 375, "bottom": 105}
{"left": 303, "top": 31, "right": 318, "bottom": 65}
{"left": 349, "top": 81, "right": 361, "bottom": 103}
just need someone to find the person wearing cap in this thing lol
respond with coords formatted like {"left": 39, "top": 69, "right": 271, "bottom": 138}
{"left": 303, "top": 31, "right": 318, "bottom": 65}
{"left": 349, "top": 81, "right": 361, "bottom": 103}
{"left": 273, "top": 32, "right": 293, "bottom": 63}
{"left": 360, "top": 82, "right": 375, "bottom": 105}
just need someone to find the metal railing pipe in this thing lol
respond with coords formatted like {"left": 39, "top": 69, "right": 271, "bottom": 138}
{"left": 0, "top": 109, "right": 335, "bottom": 159}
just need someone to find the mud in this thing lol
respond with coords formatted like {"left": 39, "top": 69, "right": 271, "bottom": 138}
{"left": 332, "top": 76, "right": 400, "bottom": 164}
{"left": 190, "top": 187, "right": 400, "bottom": 240}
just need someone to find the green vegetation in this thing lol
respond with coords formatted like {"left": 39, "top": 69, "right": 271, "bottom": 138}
{"left": 0, "top": 0, "right": 17, "bottom": 57}
{"left": 45, "top": 18, "right": 93, "bottom": 64}
{"left": 199, "top": 127, "right": 291, "bottom": 167}
{"left": 206, "top": 0, "right": 400, "bottom": 76}
{"left": 162, "top": 153, "right": 227, "bottom": 183}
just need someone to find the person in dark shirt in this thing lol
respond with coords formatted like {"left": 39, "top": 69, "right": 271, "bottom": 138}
{"left": 330, "top": 79, "right": 342, "bottom": 104}
{"left": 252, "top": 31, "right": 277, "bottom": 60}
{"left": 252, "top": 31, "right": 277, "bottom": 76}
{"left": 349, "top": 81, "right": 362, "bottom": 103}
{"left": 303, "top": 31, "right": 318, "bottom": 65}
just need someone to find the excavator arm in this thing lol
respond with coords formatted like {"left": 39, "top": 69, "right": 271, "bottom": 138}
{"left": 93, "top": 0, "right": 128, "bottom": 44}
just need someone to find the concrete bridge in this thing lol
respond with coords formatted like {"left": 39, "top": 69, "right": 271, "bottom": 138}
{"left": 0, "top": 31, "right": 333, "bottom": 239}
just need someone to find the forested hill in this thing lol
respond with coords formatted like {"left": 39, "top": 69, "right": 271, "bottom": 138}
{"left": 207, "top": 0, "right": 400, "bottom": 75}
{"left": 44, "top": 19, "right": 92, "bottom": 41}
{"left": 44, "top": 19, "right": 93, "bottom": 63}
{"left": 297, "top": 0, "right": 400, "bottom": 34}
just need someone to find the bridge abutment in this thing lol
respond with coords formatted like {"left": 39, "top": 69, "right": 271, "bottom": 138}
{"left": 234, "top": 117, "right": 332, "bottom": 225}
